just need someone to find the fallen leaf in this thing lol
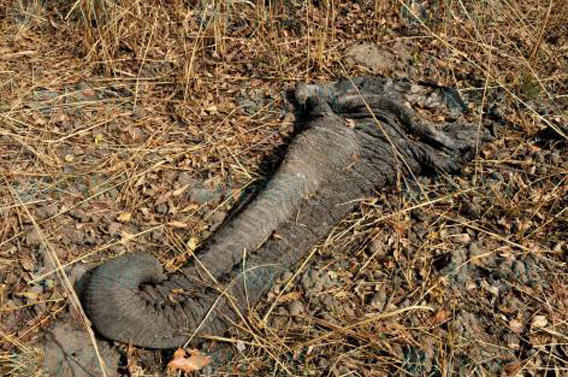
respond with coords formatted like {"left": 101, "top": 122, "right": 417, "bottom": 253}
{"left": 433, "top": 308, "right": 451, "bottom": 324}
{"left": 167, "top": 348, "right": 211, "bottom": 373}
{"left": 205, "top": 105, "right": 218, "bottom": 114}
{"left": 20, "top": 255, "right": 35, "bottom": 271}
{"left": 173, "top": 184, "right": 190, "bottom": 197}
{"left": 509, "top": 318, "right": 524, "bottom": 334}
{"left": 117, "top": 212, "right": 132, "bottom": 223}
{"left": 120, "top": 231, "right": 135, "bottom": 244}
{"left": 94, "top": 133, "right": 104, "bottom": 146}
{"left": 186, "top": 237, "right": 198, "bottom": 251}
{"left": 531, "top": 315, "right": 548, "bottom": 329}
{"left": 155, "top": 190, "right": 173, "bottom": 206}
{"left": 276, "top": 291, "right": 302, "bottom": 303}
{"left": 168, "top": 221, "right": 188, "bottom": 228}
{"left": 504, "top": 361, "right": 522, "bottom": 376}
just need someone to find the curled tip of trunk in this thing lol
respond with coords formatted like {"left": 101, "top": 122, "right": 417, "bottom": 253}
{"left": 84, "top": 253, "right": 188, "bottom": 348}
{"left": 83, "top": 77, "right": 494, "bottom": 348}
{"left": 84, "top": 252, "right": 282, "bottom": 348}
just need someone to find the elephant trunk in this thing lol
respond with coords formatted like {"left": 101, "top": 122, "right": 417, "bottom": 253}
{"left": 84, "top": 111, "right": 361, "bottom": 348}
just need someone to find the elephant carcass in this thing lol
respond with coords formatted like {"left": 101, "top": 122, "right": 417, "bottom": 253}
{"left": 83, "top": 77, "right": 491, "bottom": 348}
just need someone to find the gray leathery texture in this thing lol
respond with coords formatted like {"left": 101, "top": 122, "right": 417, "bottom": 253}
{"left": 83, "top": 77, "right": 490, "bottom": 348}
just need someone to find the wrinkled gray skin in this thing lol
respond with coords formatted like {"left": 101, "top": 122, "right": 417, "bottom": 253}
{"left": 84, "top": 77, "right": 491, "bottom": 349}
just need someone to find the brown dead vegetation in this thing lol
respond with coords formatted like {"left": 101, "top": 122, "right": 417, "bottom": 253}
{"left": 0, "top": 0, "right": 566, "bottom": 376}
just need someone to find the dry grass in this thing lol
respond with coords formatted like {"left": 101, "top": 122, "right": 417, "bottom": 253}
{"left": 0, "top": 0, "right": 567, "bottom": 376}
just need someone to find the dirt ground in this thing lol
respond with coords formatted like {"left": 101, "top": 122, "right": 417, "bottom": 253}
{"left": 0, "top": 1, "right": 567, "bottom": 376}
